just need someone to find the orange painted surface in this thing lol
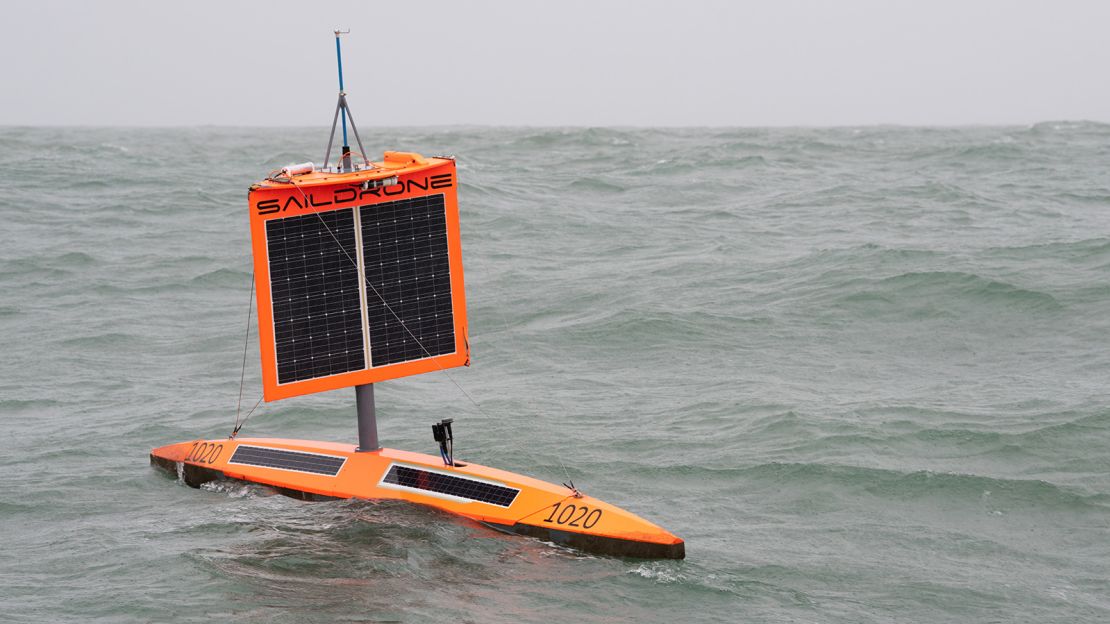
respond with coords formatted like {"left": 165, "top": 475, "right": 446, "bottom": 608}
{"left": 151, "top": 438, "right": 683, "bottom": 550}
{"left": 248, "top": 155, "right": 469, "bottom": 401}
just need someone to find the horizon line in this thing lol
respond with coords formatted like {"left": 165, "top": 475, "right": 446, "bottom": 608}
{"left": 2, "top": 119, "right": 1108, "bottom": 131}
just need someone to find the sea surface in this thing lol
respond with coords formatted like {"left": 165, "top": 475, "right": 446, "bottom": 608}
{"left": 2, "top": 124, "right": 1109, "bottom": 623}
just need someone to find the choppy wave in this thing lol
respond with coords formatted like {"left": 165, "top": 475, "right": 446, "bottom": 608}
{"left": 837, "top": 270, "right": 1064, "bottom": 313}
{"left": 3, "top": 125, "right": 1110, "bottom": 624}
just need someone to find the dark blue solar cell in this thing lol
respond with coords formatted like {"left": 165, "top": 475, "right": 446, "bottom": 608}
{"left": 382, "top": 464, "right": 518, "bottom": 507}
{"left": 266, "top": 209, "right": 365, "bottom": 384}
{"left": 229, "top": 445, "right": 346, "bottom": 476}
{"left": 360, "top": 194, "right": 456, "bottom": 367}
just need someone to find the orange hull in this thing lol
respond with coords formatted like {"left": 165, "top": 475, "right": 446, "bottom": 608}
{"left": 151, "top": 438, "right": 684, "bottom": 559}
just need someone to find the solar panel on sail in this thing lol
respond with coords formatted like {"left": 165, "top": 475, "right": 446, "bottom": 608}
{"left": 360, "top": 194, "right": 456, "bottom": 367}
{"left": 250, "top": 157, "right": 468, "bottom": 400}
{"left": 266, "top": 209, "right": 366, "bottom": 384}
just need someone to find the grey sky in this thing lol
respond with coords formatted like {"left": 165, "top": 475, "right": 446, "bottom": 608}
{"left": 3, "top": 0, "right": 1108, "bottom": 127}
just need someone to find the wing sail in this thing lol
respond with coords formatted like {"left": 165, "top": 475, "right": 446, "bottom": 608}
{"left": 248, "top": 155, "right": 469, "bottom": 401}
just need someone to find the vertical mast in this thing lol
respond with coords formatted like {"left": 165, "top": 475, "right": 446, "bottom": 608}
{"left": 334, "top": 29, "right": 379, "bottom": 451}
{"left": 356, "top": 384, "right": 378, "bottom": 451}
{"left": 334, "top": 29, "right": 353, "bottom": 173}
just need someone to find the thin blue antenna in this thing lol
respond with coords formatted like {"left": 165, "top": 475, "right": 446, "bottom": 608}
{"left": 334, "top": 29, "right": 350, "bottom": 149}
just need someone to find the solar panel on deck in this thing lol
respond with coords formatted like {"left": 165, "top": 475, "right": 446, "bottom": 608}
{"left": 266, "top": 209, "right": 366, "bottom": 384}
{"left": 360, "top": 194, "right": 456, "bottom": 367}
{"left": 381, "top": 464, "right": 519, "bottom": 507}
{"left": 229, "top": 445, "right": 346, "bottom": 476}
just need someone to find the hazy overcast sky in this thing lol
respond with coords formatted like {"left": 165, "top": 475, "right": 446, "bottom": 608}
{"left": 3, "top": 0, "right": 1109, "bottom": 127}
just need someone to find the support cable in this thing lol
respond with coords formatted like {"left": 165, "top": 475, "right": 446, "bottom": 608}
{"left": 322, "top": 98, "right": 343, "bottom": 170}
{"left": 341, "top": 95, "right": 370, "bottom": 166}
{"left": 231, "top": 271, "right": 256, "bottom": 438}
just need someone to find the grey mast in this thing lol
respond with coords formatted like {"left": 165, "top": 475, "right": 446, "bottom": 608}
{"left": 356, "top": 384, "right": 378, "bottom": 452}
{"left": 326, "top": 29, "right": 380, "bottom": 452}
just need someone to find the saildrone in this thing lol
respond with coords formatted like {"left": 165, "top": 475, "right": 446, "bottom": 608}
{"left": 150, "top": 31, "right": 684, "bottom": 559}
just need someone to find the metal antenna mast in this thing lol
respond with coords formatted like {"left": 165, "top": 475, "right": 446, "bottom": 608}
{"left": 322, "top": 29, "right": 369, "bottom": 175}
{"left": 326, "top": 29, "right": 380, "bottom": 451}
{"left": 335, "top": 29, "right": 352, "bottom": 172}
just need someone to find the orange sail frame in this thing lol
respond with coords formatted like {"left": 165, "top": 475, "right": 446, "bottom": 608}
{"left": 248, "top": 155, "right": 470, "bottom": 401}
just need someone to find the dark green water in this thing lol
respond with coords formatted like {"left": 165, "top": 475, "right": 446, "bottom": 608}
{"left": 2, "top": 124, "right": 1110, "bottom": 623}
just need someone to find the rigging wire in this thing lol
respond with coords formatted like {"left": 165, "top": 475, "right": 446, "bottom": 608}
{"left": 231, "top": 270, "right": 256, "bottom": 438}
{"left": 232, "top": 394, "right": 264, "bottom": 438}
{"left": 287, "top": 179, "right": 577, "bottom": 488}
